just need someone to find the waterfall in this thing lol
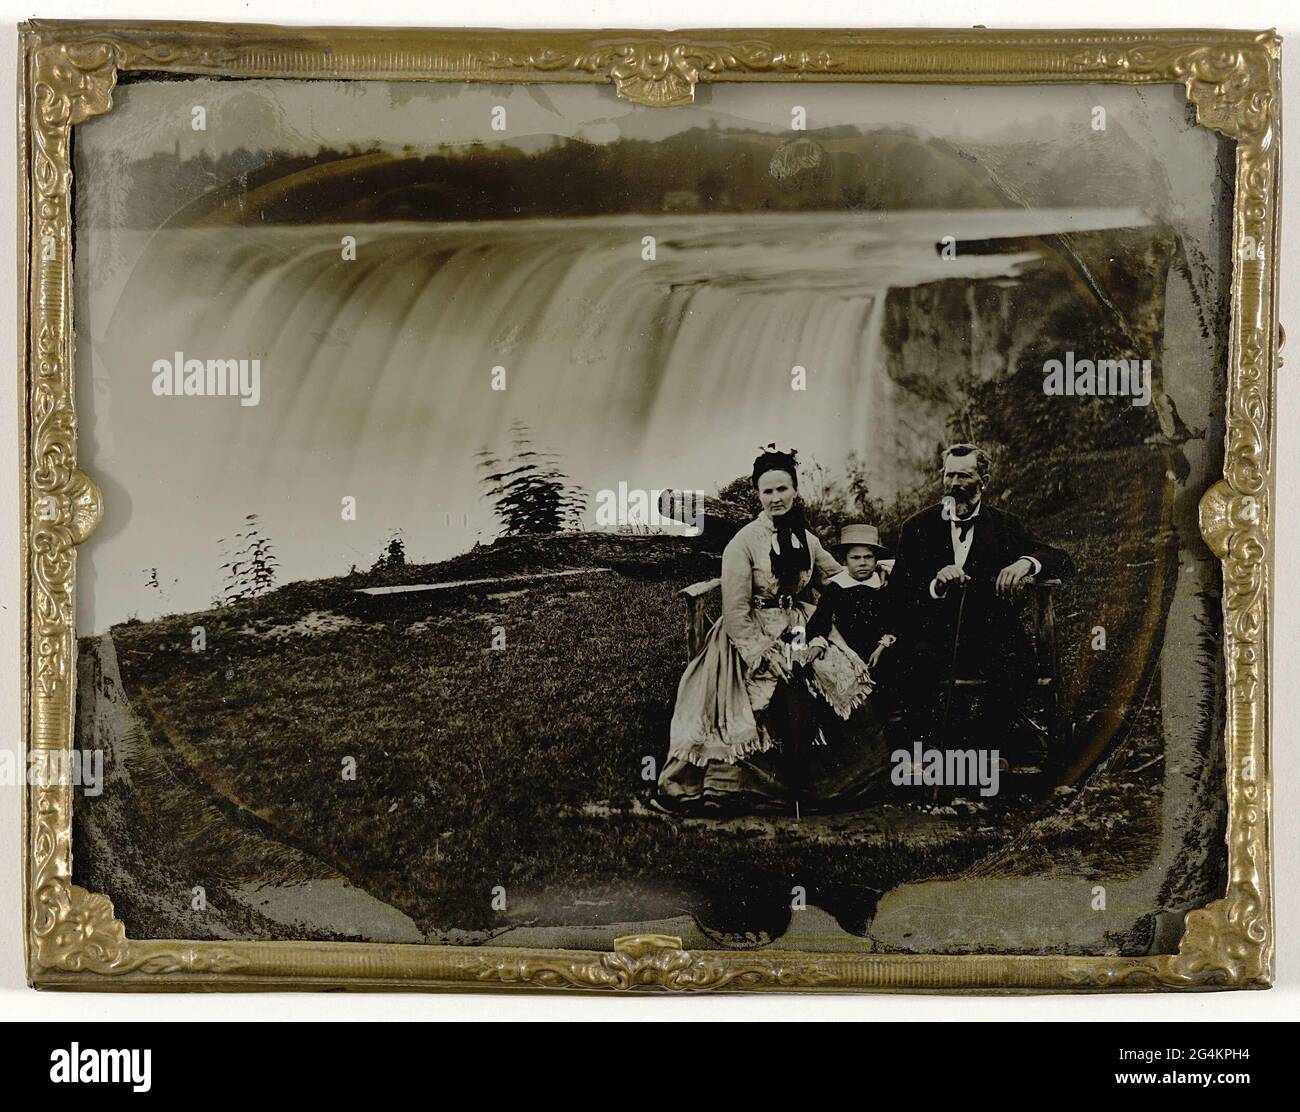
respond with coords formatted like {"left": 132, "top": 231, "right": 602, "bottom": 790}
{"left": 83, "top": 209, "right": 1135, "bottom": 628}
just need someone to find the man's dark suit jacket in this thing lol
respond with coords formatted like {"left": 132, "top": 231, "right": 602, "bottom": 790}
{"left": 889, "top": 501, "right": 1072, "bottom": 688}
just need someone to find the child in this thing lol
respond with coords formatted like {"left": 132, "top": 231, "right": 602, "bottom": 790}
{"left": 805, "top": 524, "right": 896, "bottom": 676}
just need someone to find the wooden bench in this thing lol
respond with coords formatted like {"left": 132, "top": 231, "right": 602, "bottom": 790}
{"left": 677, "top": 577, "right": 723, "bottom": 659}
{"left": 678, "top": 575, "right": 1064, "bottom": 735}
{"left": 678, "top": 575, "right": 1059, "bottom": 664}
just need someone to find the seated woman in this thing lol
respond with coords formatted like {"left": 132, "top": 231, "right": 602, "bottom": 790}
{"left": 654, "top": 446, "right": 887, "bottom": 817}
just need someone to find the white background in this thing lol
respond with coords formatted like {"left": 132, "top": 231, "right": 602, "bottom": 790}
{"left": 0, "top": 0, "right": 1295, "bottom": 1022}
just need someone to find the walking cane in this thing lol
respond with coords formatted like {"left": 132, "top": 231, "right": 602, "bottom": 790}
{"left": 784, "top": 624, "right": 814, "bottom": 823}
{"left": 935, "top": 578, "right": 970, "bottom": 803}
{"left": 787, "top": 642, "right": 807, "bottom": 823}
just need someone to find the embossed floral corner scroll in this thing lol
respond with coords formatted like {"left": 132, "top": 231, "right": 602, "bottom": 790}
{"left": 22, "top": 23, "right": 1278, "bottom": 991}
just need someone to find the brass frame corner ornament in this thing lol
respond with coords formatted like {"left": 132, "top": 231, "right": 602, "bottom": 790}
{"left": 20, "top": 21, "right": 1278, "bottom": 993}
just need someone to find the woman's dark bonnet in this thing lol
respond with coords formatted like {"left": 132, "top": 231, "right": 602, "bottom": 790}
{"left": 751, "top": 449, "right": 799, "bottom": 489}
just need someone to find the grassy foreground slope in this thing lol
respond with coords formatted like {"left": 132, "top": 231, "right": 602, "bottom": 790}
{"left": 96, "top": 446, "right": 1175, "bottom": 942}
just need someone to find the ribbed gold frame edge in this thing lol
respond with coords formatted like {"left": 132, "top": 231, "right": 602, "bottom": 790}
{"left": 18, "top": 20, "right": 1280, "bottom": 993}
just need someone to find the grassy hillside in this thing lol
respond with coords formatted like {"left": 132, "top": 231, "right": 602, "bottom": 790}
{"left": 93, "top": 441, "right": 1175, "bottom": 945}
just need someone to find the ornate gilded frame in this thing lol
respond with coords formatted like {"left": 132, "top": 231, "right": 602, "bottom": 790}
{"left": 19, "top": 20, "right": 1279, "bottom": 992}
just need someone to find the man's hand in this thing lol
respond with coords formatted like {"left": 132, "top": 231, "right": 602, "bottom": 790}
{"left": 995, "top": 557, "right": 1035, "bottom": 599}
{"left": 934, "top": 564, "right": 968, "bottom": 593}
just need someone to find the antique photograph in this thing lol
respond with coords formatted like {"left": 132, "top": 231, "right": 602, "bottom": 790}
{"left": 62, "top": 69, "right": 1237, "bottom": 958}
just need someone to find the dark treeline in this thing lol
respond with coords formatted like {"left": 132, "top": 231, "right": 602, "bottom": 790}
{"left": 88, "top": 124, "right": 1013, "bottom": 228}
